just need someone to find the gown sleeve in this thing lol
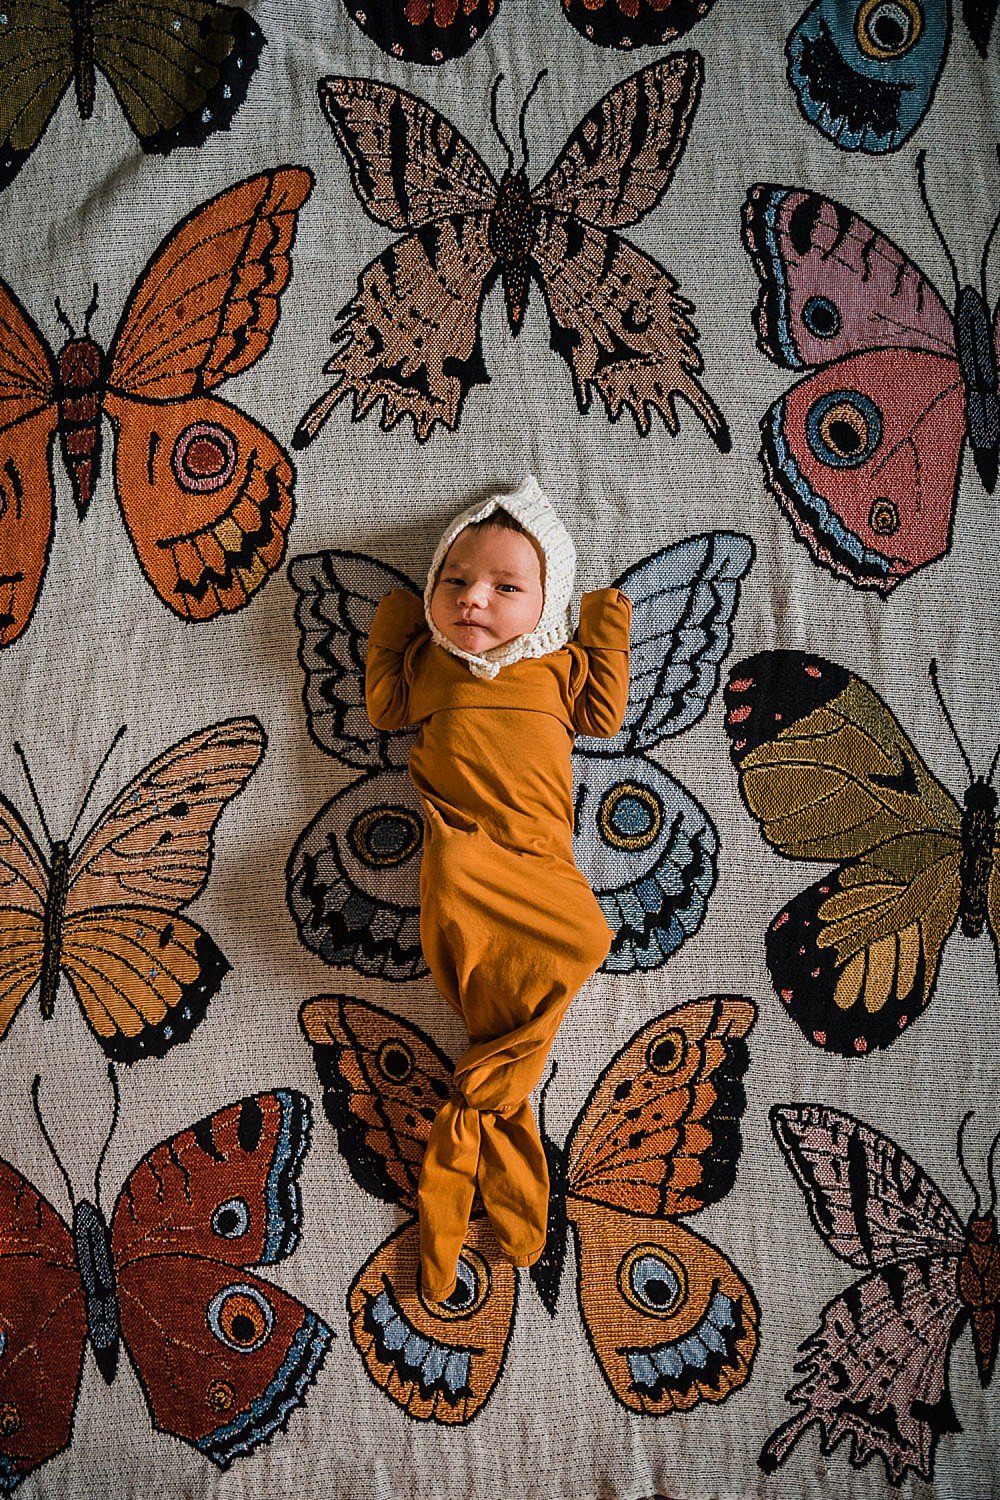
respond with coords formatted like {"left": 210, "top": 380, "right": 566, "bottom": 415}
{"left": 365, "top": 588, "right": 429, "bottom": 730}
{"left": 570, "top": 588, "right": 632, "bottom": 737}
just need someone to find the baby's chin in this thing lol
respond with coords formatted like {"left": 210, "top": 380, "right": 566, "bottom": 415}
{"left": 442, "top": 624, "right": 518, "bottom": 653}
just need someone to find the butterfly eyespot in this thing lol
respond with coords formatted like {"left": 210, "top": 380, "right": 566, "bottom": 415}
{"left": 207, "top": 1284, "right": 274, "bottom": 1352}
{"left": 0, "top": 1403, "right": 19, "bottom": 1436}
{"left": 377, "top": 1038, "right": 415, "bottom": 1084}
{"left": 806, "top": 390, "right": 883, "bottom": 468}
{"left": 802, "top": 296, "right": 841, "bottom": 339}
{"left": 598, "top": 782, "right": 663, "bottom": 852}
{"left": 869, "top": 498, "right": 900, "bottom": 536}
{"left": 211, "top": 1197, "right": 251, "bottom": 1239}
{"left": 421, "top": 1246, "right": 491, "bottom": 1319}
{"left": 856, "top": 0, "right": 924, "bottom": 58}
{"left": 646, "top": 1028, "right": 686, "bottom": 1075}
{"left": 206, "top": 1380, "right": 235, "bottom": 1412}
{"left": 171, "top": 422, "right": 239, "bottom": 494}
{"left": 618, "top": 1245, "right": 687, "bottom": 1318}
{"left": 347, "top": 806, "right": 422, "bottom": 869}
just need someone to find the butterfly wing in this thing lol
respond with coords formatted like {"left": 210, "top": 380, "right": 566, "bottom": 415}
{"left": 725, "top": 651, "right": 965, "bottom": 1054}
{"left": 0, "top": 789, "right": 48, "bottom": 1038}
{"left": 761, "top": 1104, "right": 967, "bottom": 1482}
{"left": 287, "top": 770, "right": 424, "bottom": 980}
{"left": 102, "top": 170, "right": 310, "bottom": 617}
{"left": 342, "top": 0, "right": 500, "bottom": 64}
{"left": 743, "top": 185, "right": 964, "bottom": 590}
{"left": 561, "top": 0, "right": 717, "bottom": 48}
{"left": 300, "top": 995, "right": 453, "bottom": 1209}
{"left": 287, "top": 549, "right": 419, "bottom": 771}
{"left": 0, "top": 1, "right": 73, "bottom": 189}
{"left": 298, "top": 78, "right": 499, "bottom": 445}
{"left": 0, "top": 1157, "right": 86, "bottom": 1490}
{"left": 348, "top": 1217, "right": 516, "bottom": 1424}
{"left": 0, "top": 277, "right": 58, "bottom": 648}
{"left": 561, "top": 999, "right": 759, "bottom": 1410}
{"left": 572, "top": 535, "right": 752, "bottom": 970}
{"left": 55, "top": 718, "right": 263, "bottom": 1060}
{"left": 92, "top": 0, "right": 264, "bottom": 153}
{"left": 530, "top": 58, "right": 726, "bottom": 445}
{"left": 786, "top": 0, "right": 951, "bottom": 153}
{"left": 111, "top": 1091, "right": 332, "bottom": 1467}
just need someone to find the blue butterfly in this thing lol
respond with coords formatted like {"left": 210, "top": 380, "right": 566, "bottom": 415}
{"left": 285, "top": 535, "right": 753, "bottom": 980}
{"left": 786, "top": 0, "right": 996, "bottom": 155}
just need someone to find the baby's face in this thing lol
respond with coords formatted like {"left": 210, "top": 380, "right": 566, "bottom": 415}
{"left": 430, "top": 524, "right": 544, "bottom": 655}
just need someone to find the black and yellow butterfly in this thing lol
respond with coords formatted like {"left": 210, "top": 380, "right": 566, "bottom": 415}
{"left": 724, "top": 651, "right": 999, "bottom": 1056}
{"left": 0, "top": 0, "right": 263, "bottom": 190}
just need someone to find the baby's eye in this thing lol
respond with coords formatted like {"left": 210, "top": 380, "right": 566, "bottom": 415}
{"left": 497, "top": 584, "right": 519, "bottom": 593}
{"left": 443, "top": 576, "right": 464, "bottom": 586}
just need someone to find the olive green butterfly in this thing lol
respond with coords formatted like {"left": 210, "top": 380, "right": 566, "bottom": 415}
{"left": 0, "top": 0, "right": 263, "bottom": 190}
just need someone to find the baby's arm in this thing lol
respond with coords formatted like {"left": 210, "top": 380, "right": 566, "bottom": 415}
{"left": 365, "top": 588, "right": 428, "bottom": 730}
{"left": 571, "top": 588, "right": 632, "bottom": 737}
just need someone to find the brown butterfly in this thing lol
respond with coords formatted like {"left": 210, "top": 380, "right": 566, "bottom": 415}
{"left": 295, "top": 58, "right": 729, "bottom": 448}
{"left": 300, "top": 993, "right": 758, "bottom": 1424}
{"left": 0, "top": 718, "right": 264, "bottom": 1061}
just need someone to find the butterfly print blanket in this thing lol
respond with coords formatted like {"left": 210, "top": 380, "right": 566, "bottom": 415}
{"left": 1, "top": 2, "right": 997, "bottom": 1497}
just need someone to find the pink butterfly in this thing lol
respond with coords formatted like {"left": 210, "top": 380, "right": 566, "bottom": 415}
{"left": 761, "top": 1103, "right": 999, "bottom": 1486}
{"left": 741, "top": 154, "right": 999, "bottom": 593}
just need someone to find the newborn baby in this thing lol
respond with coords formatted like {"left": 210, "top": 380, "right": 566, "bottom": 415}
{"left": 365, "top": 476, "right": 632, "bottom": 1302}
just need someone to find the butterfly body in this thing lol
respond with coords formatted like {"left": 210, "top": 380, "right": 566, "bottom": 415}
{"left": 0, "top": 1090, "right": 332, "bottom": 1486}
{"left": 68, "top": 0, "right": 97, "bottom": 117}
{"left": 960, "top": 1211, "right": 1000, "bottom": 1383}
{"left": 72, "top": 1197, "right": 120, "bottom": 1383}
{"left": 38, "top": 839, "right": 70, "bottom": 1019}
{"left": 959, "top": 779, "right": 997, "bottom": 936}
{"left": 54, "top": 334, "right": 104, "bottom": 516}
{"left": 488, "top": 168, "right": 540, "bottom": 332}
{"left": 956, "top": 284, "right": 1000, "bottom": 490}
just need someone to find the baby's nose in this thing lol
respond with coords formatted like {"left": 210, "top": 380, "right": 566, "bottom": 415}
{"left": 460, "top": 579, "right": 490, "bottom": 607}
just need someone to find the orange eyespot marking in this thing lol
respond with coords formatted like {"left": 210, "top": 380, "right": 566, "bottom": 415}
{"left": 207, "top": 1283, "right": 275, "bottom": 1352}
{"left": 207, "top": 1380, "right": 235, "bottom": 1412}
{"left": 646, "top": 1028, "right": 686, "bottom": 1075}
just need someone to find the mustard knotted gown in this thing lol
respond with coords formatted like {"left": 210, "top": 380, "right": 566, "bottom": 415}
{"left": 366, "top": 586, "right": 632, "bottom": 1301}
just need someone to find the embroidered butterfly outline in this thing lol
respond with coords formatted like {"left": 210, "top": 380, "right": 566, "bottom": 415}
{"left": 0, "top": 715, "right": 266, "bottom": 1061}
{"left": 0, "top": 1066, "right": 332, "bottom": 1489}
{"left": 294, "top": 58, "right": 730, "bottom": 449}
{"left": 760, "top": 1101, "right": 999, "bottom": 1485}
{"left": 741, "top": 150, "right": 1000, "bottom": 593}
{"left": 299, "top": 991, "right": 760, "bottom": 1425}
{"left": 284, "top": 532, "right": 753, "bottom": 982}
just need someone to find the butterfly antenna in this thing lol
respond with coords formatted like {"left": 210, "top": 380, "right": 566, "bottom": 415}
{"left": 93, "top": 1064, "right": 121, "bottom": 1215}
{"left": 518, "top": 71, "right": 548, "bottom": 170}
{"left": 83, "top": 285, "right": 99, "bottom": 336}
{"left": 929, "top": 659, "right": 976, "bottom": 781}
{"left": 53, "top": 298, "right": 74, "bottom": 338}
{"left": 957, "top": 1109, "right": 982, "bottom": 1214}
{"left": 987, "top": 736, "right": 1000, "bottom": 787}
{"left": 539, "top": 1061, "right": 558, "bottom": 1142}
{"left": 13, "top": 742, "right": 55, "bottom": 850}
{"left": 66, "top": 724, "right": 127, "bottom": 848}
{"left": 490, "top": 75, "right": 514, "bottom": 172}
{"left": 987, "top": 1126, "right": 1000, "bottom": 1216}
{"left": 916, "top": 151, "right": 961, "bottom": 303}
{"left": 31, "top": 1075, "right": 76, "bottom": 1211}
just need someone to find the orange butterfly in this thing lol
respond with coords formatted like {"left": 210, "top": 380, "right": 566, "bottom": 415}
{"left": 0, "top": 168, "right": 313, "bottom": 649}
{"left": 300, "top": 993, "right": 759, "bottom": 1424}
{"left": 0, "top": 718, "right": 265, "bottom": 1061}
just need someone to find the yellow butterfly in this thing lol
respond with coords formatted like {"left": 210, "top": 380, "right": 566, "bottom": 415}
{"left": 300, "top": 993, "right": 759, "bottom": 1424}
{"left": 724, "top": 651, "right": 998, "bottom": 1055}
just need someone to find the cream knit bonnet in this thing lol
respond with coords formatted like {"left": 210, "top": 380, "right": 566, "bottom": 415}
{"left": 424, "top": 475, "right": 577, "bottom": 680}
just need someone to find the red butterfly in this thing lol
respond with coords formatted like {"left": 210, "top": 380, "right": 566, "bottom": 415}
{"left": 0, "top": 1077, "right": 332, "bottom": 1487}
{"left": 295, "top": 60, "right": 728, "bottom": 448}
{"left": 341, "top": 0, "right": 716, "bottom": 62}
{"left": 0, "top": 168, "right": 313, "bottom": 650}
